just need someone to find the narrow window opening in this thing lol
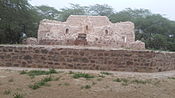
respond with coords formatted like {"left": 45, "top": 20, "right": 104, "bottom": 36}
{"left": 86, "top": 25, "right": 88, "bottom": 30}
{"left": 105, "top": 30, "right": 108, "bottom": 34}
{"left": 66, "top": 28, "right": 69, "bottom": 34}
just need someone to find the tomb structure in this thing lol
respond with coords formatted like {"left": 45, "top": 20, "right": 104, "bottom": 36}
{"left": 33, "top": 15, "right": 145, "bottom": 49}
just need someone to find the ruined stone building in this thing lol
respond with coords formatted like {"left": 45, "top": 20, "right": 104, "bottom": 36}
{"left": 28, "top": 15, "right": 145, "bottom": 49}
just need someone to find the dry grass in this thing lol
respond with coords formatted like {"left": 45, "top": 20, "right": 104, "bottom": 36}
{"left": 0, "top": 69, "right": 175, "bottom": 98}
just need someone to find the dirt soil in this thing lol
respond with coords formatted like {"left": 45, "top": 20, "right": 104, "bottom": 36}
{"left": 0, "top": 67, "right": 175, "bottom": 98}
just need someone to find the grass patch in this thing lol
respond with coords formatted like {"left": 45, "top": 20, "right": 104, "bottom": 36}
{"left": 113, "top": 78, "right": 128, "bottom": 83}
{"left": 72, "top": 72, "right": 95, "bottom": 79}
{"left": 13, "top": 93, "right": 24, "bottom": 98}
{"left": 113, "top": 78, "right": 129, "bottom": 86}
{"left": 100, "top": 72, "right": 112, "bottom": 75}
{"left": 81, "top": 85, "right": 91, "bottom": 89}
{"left": 20, "top": 69, "right": 57, "bottom": 77}
{"left": 113, "top": 78, "right": 151, "bottom": 86}
{"left": 131, "top": 79, "right": 150, "bottom": 84}
{"left": 168, "top": 77, "right": 175, "bottom": 80}
{"left": 3, "top": 89, "right": 11, "bottom": 95}
{"left": 20, "top": 70, "right": 27, "bottom": 74}
{"left": 58, "top": 83, "right": 70, "bottom": 86}
{"left": 29, "top": 76, "right": 54, "bottom": 90}
{"left": 113, "top": 78, "right": 122, "bottom": 82}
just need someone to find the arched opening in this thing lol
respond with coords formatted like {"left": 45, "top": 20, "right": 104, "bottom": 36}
{"left": 86, "top": 25, "right": 88, "bottom": 30}
{"left": 46, "top": 33, "right": 50, "bottom": 37}
{"left": 105, "top": 29, "right": 108, "bottom": 34}
{"left": 65, "top": 28, "right": 69, "bottom": 34}
{"left": 122, "top": 36, "right": 126, "bottom": 43}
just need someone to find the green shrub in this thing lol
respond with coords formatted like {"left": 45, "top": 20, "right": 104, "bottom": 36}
{"left": 100, "top": 72, "right": 112, "bottom": 75}
{"left": 20, "top": 70, "right": 27, "bottom": 74}
{"left": 72, "top": 73, "right": 95, "bottom": 79}
{"left": 49, "top": 69, "right": 57, "bottom": 73}
{"left": 29, "top": 76, "right": 54, "bottom": 90}
{"left": 168, "top": 77, "right": 175, "bottom": 80}
{"left": 131, "top": 79, "right": 149, "bottom": 84}
{"left": 20, "top": 69, "right": 57, "bottom": 77}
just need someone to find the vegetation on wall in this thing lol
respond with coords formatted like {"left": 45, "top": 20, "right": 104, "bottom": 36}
{"left": 0, "top": 0, "right": 175, "bottom": 51}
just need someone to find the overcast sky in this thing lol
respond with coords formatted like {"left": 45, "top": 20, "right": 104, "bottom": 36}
{"left": 29, "top": 0, "right": 175, "bottom": 21}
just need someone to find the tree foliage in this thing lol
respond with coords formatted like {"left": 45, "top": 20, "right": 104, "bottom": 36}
{"left": 36, "top": 5, "right": 60, "bottom": 20}
{"left": 58, "top": 4, "right": 88, "bottom": 21}
{"left": 88, "top": 4, "right": 114, "bottom": 16}
{"left": 0, "top": 1, "right": 175, "bottom": 51}
{"left": 109, "top": 8, "right": 175, "bottom": 51}
{"left": 0, "top": 0, "right": 39, "bottom": 43}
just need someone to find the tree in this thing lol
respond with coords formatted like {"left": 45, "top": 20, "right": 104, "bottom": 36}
{"left": 0, "top": 0, "right": 40, "bottom": 43}
{"left": 109, "top": 8, "right": 175, "bottom": 51}
{"left": 109, "top": 8, "right": 152, "bottom": 22}
{"left": 36, "top": 5, "right": 60, "bottom": 20}
{"left": 146, "top": 34, "right": 167, "bottom": 50}
{"left": 58, "top": 4, "right": 87, "bottom": 21}
{"left": 89, "top": 4, "right": 114, "bottom": 17}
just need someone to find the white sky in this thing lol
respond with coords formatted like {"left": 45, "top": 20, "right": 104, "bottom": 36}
{"left": 29, "top": 0, "right": 175, "bottom": 21}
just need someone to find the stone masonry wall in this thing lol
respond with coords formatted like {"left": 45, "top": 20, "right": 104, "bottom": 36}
{"left": 0, "top": 45, "right": 175, "bottom": 72}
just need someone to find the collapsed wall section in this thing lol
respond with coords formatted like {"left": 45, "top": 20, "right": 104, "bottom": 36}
{"left": 0, "top": 45, "right": 174, "bottom": 72}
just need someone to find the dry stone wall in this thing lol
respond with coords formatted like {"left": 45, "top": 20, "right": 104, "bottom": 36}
{"left": 0, "top": 45, "right": 175, "bottom": 72}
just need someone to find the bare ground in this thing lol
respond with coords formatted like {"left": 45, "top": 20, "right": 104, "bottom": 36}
{"left": 0, "top": 67, "right": 175, "bottom": 98}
